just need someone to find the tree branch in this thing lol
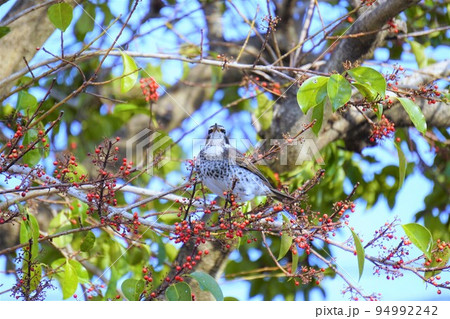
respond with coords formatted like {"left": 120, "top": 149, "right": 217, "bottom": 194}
{"left": 326, "top": 0, "right": 420, "bottom": 73}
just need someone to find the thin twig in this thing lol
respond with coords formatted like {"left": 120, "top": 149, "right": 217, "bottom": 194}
{"left": 261, "top": 232, "right": 291, "bottom": 276}
{"left": 22, "top": 57, "right": 35, "bottom": 79}
{"left": 310, "top": 247, "right": 370, "bottom": 300}
{"left": 236, "top": 6, "right": 259, "bottom": 64}
{"left": 0, "top": 0, "right": 58, "bottom": 27}
{"left": 292, "top": 0, "right": 315, "bottom": 67}
{"left": 0, "top": 224, "right": 105, "bottom": 256}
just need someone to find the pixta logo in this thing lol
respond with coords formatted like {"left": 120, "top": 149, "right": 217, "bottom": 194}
{"left": 126, "top": 128, "right": 172, "bottom": 173}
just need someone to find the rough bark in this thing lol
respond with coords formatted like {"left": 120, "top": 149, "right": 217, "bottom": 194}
{"left": 326, "top": 0, "right": 420, "bottom": 73}
{"left": 0, "top": 1, "right": 57, "bottom": 96}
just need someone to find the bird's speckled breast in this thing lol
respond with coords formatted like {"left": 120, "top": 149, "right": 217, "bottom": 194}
{"left": 196, "top": 152, "right": 271, "bottom": 201}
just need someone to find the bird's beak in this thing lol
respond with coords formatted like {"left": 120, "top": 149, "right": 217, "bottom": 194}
{"left": 212, "top": 123, "right": 219, "bottom": 132}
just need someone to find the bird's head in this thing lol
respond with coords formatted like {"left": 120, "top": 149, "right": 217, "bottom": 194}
{"left": 205, "top": 123, "right": 229, "bottom": 146}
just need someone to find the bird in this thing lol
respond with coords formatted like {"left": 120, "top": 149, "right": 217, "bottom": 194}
{"left": 195, "top": 123, "right": 294, "bottom": 202}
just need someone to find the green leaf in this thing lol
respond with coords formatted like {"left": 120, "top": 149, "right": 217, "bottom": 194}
{"left": 375, "top": 103, "right": 383, "bottom": 120}
{"left": 28, "top": 264, "right": 42, "bottom": 293}
{"left": 278, "top": 233, "right": 292, "bottom": 260}
{"left": 49, "top": 212, "right": 73, "bottom": 248}
{"left": 278, "top": 214, "right": 292, "bottom": 260}
{"left": 350, "top": 228, "right": 365, "bottom": 280}
{"left": 16, "top": 91, "right": 38, "bottom": 115}
{"left": 311, "top": 100, "right": 324, "bottom": 136}
{"left": 99, "top": 3, "right": 113, "bottom": 26}
{"left": 165, "top": 282, "right": 192, "bottom": 301}
{"left": 80, "top": 231, "right": 96, "bottom": 252}
{"left": 19, "top": 213, "right": 40, "bottom": 260}
{"left": 395, "top": 143, "right": 406, "bottom": 190}
{"left": 120, "top": 52, "right": 139, "bottom": 93}
{"left": 126, "top": 246, "right": 149, "bottom": 265}
{"left": 49, "top": 211, "right": 70, "bottom": 230}
{"left": 52, "top": 259, "right": 79, "bottom": 300}
{"left": 47, "top": 3, "right": 73, "bottom": 32}
{"left": 0, "top": 26, "right": 10, "bottom": 39}
{"left": 255, "top": 93, "right": 273, "bottom": 130}
{"left": 211, "top": 66, "right": 223, "bottom": 89}
{"left": 181, "top": 61, "right": 191, "bottom": 80}
{"left": 189, "top": 271, "right": 223, "bottom": 301}
{"left": 22, "top": 130, "right": 41, "bottom": 166}
{"left": 65, "top": 163, "right": 88, "bottom": 183}
{"left": 69, "top": 199, "right": 89, "bottom": 224}
{"left": 144, "top": 63, "right": 165, "bottom": 86}
{"left": 21, "top": 261, "right": 41, "bottom": 294}
{"left": 74, "top": 3, "right": 95, "bottom": 41}
{"left": 402, "top": 223, "right": 433, "bottom": 259}
{"left": 105, "top": 266, "right": 120, "bottom": 299}
{"left": 68, "top": 260, "right": 90, "bottom": 284}
{"left": 327, "top": 74, "right": 352, "bottom": 111}
{"left": 397, "top": 97, "right": 427, "bottom": 134}
{"left": 352, "top": 82, "right": 379, "bottom": 102}
{"left": 224, "top": 296, "right": 239, "bottom": 301}
{"left": 121, "top": 278, "right": 145, "bottom": 301}
{"left": 27, "top": 213, "right": 40, "bottom": 240}
{"left": 297, "top": 76, "right": 328, "bottom": 114}
{"left": 408, "top": 40, "right": 428, "bottom": 69}
{"left": 19, "top": 211, "right": 41, "bottom": 292}
{"left": 17, "top": 76, "right": 33, "bottom": 87}
{"left": 61, "top": 262, "right": 78, "bottom": 299}
{"left": 165, "top": 243, "right": 178, "bottom": 262}
{"left": 53, "top": 225, "right": 74, "bottom": 248}
{"left": 425, "top": 249, "right": 450, "bottom": 279}
{"left": 19, "top": 221, "right": 29, "bottom": 245}
{"left": 157, "top": 239, "right": 167, "bottom": 266}
{"left": 179, "top": 43, "right": 201, "bottom": 58}
{"left": 347, "top": 66, "right": 386, "bottom": 99}
{"left": 113, "top": 103, "right": 139, "bottom": 113}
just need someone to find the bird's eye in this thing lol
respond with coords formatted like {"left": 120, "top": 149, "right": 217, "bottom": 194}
{"left": 208, "top": 129, "right": 213, "bottom": 134}
{"left": 220, "top": 128, "right": 225, "bottom": 133}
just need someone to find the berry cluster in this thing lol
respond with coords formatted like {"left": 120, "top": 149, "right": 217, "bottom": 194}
{"left": 171, "top": 219, "right": 209, "bottom": 244}
{"left": 52, "top": 155, "right": 87, "bottom": 186}
{"left": 290, "top": 265, "right": 323, "bottom": 288}
{"left": 417, "top": 84, "right": 441, "bottom": 105}
{"left": 0, "top": 123, "right": 50, "bottom": 172}
{"left": 385, "top": 64, "right": 405, "bottom": 93}
{"left": 424, "top": 239, "right": 450, "bottom": 296}
{"left": 369, "top": 115, "right": 395, "bottom": 143}
{"left": 140, "top": 77, "right": 159, "bottom": 102}
{"left": 11, "top": 251, "right": 54, "bottom": 300}
{"left": 118, "top": 157, "right": 133, "bottom": 177}
{"left": 371, "top": 220, "right": 450, "bottom": 295}
{"left": 252, "top": 76, "right": 282, "bottom": 96}
{"left": 387, "top": 19, "right": 399, "bottom": 33}
{"left": 84, "top": 138, "right": 133, "bottom": 219}
{"left": 145, "top": 249, "right": 209, "bottom": 300}
{"left": 80, "top": 283, "right": 107, "bottom": 300}
{"left": 0, "top": 209, "right": 18, "bottom": 224}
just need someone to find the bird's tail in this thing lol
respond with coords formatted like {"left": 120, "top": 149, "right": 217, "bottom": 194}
{"left": 271, "top": 188, "right": 295, "bottom": 202}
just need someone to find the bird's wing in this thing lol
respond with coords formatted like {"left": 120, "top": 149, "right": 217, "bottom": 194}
{"left": 231, "top": 147, "right": 295, "bottom": 201}
{"left": 231, "top": 147, "right": 272, "bottom": 185}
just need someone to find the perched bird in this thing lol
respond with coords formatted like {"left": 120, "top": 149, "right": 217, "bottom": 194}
{"left": 195, "top": 123, "right": 293, "bottom": 202}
